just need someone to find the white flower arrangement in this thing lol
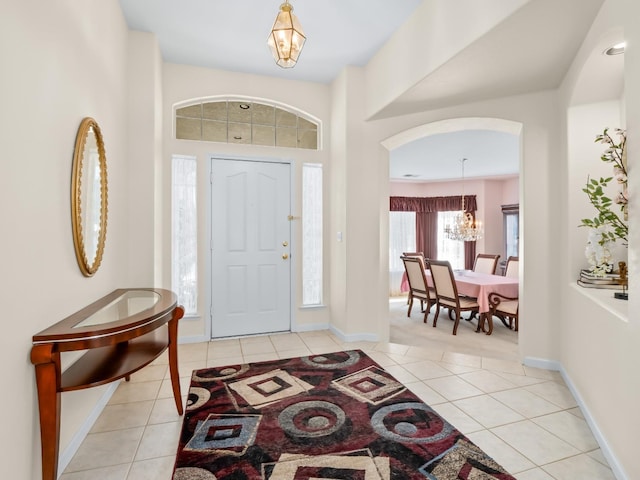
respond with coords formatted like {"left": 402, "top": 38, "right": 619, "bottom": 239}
{"left": 585, "top": 227, "right": 613, "bottom": 276}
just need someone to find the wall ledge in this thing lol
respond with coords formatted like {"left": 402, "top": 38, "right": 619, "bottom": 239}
{"left": 570, "top": 282, "right": 628, "bottom": 322}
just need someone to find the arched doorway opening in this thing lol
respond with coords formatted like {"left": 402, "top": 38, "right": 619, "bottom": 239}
{"left": 382, "top": 117, "right": 524, "bottom": 359}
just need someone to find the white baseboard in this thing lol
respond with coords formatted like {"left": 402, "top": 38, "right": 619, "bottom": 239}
{"left": 329, "top": 325, "right": 380, "bottom": 343}
{"left": 57, "top": 381, "right": 120, "bottom": 477}
{"left": 191, "top": 323, "right": 333, "bottom": 343}
{"left": 522, "top": 356, "right": 561, "bottom": 371}
{"left": 178, "top": 334, "right": 210, "bottom": 344}
{"left": 290, "top": 322, "right": 380, "bottom": 342}
{"left": 524, "top": 356, "right": 628, "bottom": 480}
{"left": 291, "top": 322, "right": 330, "bottom": 333}
{"left": 191, "top": 322, "right": 380, "bottom": 344}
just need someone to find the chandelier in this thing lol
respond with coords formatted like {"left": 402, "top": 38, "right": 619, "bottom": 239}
{"left": 445, "top": 158, "right": 483, "bottom": 242}
{"left": 267, "top": 0, "right": 306, "bottom": 68}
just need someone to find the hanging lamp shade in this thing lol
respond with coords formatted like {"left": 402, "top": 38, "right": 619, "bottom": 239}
{"left": 267, "top": 1, "right": 306, "bottom": 68}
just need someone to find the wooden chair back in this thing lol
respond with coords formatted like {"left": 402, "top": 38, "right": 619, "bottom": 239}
{"left": 473, "top": 254, "right": 500, "bottom": 274}
{"left": 402, "top": 252, "right": 426, "bottom": 269}
{"left": 504, "top": 256, "right": 519, "bottom": 278}
{"left": 401, "top": 256, "right": 434, "bottom": 323}
{"left": 428, "top": 259, "right": 459, "bottom": 303}
{"left": 401, "top": 256, "right": 430, "bottom": 299}
{"left": 427, "top": 259, "right": 480, "bottom": 335}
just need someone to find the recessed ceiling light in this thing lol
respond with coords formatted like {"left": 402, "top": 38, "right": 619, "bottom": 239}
{"left": 233, "top": 136, "right": 243, "bottom": 140}
{"left": 403, "top": 174, "right": 420, "bottom": 178}
{"left": 604, "top": 42, "right": 626, "bottom": 56}
{"left": 239, "top": 103, "right": 251, "bottom": 110}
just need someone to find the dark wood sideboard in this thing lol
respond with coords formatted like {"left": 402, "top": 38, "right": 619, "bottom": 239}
{"left": 31, "top": 288, "right": 184, "bottom": 480}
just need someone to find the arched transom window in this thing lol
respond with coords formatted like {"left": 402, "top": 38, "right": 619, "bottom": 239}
{"left": 175, "top": 100, "right": 318, "bottom": 150}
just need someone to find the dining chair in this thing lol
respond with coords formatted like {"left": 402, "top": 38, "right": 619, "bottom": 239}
{"left": 402, "top": 252, "right": 426, "bottom": 307}
{"left": 401, "top": 256, "right": 435, "bottom": 323}
{"left": 465, "top": 253, "right": 500, "bottom": 321}
{"left": 402, "top": 252, "right": 425, "bottom": 260}
{"left": 504, "top": 256, "right": 519, "bottom": 278}
{"left": 428, "top": 259, "right": 480, "bottom": 335}
{"left": 488, "top": 291, "right": 519, "bottom": 332}
{"left": 473, "top": 253, "right": 501, "bottom": 274}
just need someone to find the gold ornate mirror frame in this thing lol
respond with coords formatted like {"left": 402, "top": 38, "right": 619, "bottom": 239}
{"left": 71, "top": 117, "right": 108, "bottom": 277}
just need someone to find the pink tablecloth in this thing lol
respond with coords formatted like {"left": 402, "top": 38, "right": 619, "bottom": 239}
{"left": 402, "top": 270, "right": 518, "bottom": 313}
{"left": 400, "top": 272, "right": 410, "bottom": 293}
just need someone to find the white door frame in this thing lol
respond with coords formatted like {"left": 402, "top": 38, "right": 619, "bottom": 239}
{"left": 206, "top": 154, "right": 297, "bottom": 340}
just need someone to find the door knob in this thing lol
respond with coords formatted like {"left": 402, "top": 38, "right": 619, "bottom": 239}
{"left": 282, "top": 253, "right": 289, "bottom": 260}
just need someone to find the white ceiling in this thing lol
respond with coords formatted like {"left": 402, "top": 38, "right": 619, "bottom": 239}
{"left": 118, "top": 0, "right": 422, "bottom": 84}
{"left": 372, "top": 0, "right": 606, "bottom": 119}
{"left": 118, "top": 0, "right": 612, "bottom": 181}
{"left": 390, "top": 130, "right": 519, "bottom": 182}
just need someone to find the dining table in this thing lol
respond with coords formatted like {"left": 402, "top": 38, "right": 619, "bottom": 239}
{"left": 401, "top": 269, "right": 519, "bottom": 334}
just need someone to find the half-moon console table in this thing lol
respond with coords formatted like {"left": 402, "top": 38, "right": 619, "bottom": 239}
{"left": 31, "top": 288, "right": 184, "bottom": 480}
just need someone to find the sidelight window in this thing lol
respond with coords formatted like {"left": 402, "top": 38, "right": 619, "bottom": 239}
{"left": 171, "top": 155, "right": 198, "bottom": 316}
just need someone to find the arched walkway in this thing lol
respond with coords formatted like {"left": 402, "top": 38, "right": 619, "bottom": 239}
{"left": 382, "top": 117, "right": 524, "bottom": 357}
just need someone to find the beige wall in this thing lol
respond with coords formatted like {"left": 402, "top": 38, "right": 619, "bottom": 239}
{"left": 126, "top": 31, "right": 165, "bottom": 286}
{"left": 3, "top": 0, "right": 639, "bottom": 478}
{"left": 1, "top": 0, "right": 131, "bottom": 477}
{"left": 364, "top": 0, "right": 529, "bottom": 118}
{"left": 330, "top": 66, "right": 389, "bottom": 340}
{"left": 328, "top": 69, "right": 349, "bottom": 336}
{"left": 557, "top": 0, "right": 638, "bottom": 477}
{"left": 501, "top": 177, "right": 519, "bottom": 205}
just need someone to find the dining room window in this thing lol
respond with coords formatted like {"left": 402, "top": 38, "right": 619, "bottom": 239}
{"left": 502, "top": 204, "right": 519, "bottom": 259}
{"left": 437, "top": 211, "right": 464, "bottom": 270}
{"left": 389, "top": 211, "right": 416, "bottom": 295}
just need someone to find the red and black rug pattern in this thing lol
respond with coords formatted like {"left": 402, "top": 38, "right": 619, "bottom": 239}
{"left": 172, "top": 349, "right": 516, "bottom": 480}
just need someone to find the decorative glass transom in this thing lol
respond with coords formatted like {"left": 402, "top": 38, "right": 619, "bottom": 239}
{"left": 175, "top": 100, "right": 318, "bottom": 150}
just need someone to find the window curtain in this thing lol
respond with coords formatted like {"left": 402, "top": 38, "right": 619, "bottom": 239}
{"left": 389, "top": 212, "right": 416, "bottom": 296}
{"left": 416, "top": 212, "right": 438, "bottom": 260}
{"left": 390, "top": 195, "right": 477, "bottom": 213}
{"left": 464, "top": 210, "right": 478, "bottom": 269}
{"left": 391, "top": 195, "right": 478, "bottom": 266}
{"left": 464, "top": 241, "right": 476, "bottom": 270}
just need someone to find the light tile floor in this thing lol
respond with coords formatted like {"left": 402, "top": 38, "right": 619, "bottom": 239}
{"left": 60, "top": 304, "right": 616, "bottom": 480}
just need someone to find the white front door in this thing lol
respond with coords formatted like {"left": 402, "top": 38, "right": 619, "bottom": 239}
{"left": 210, "top": 158, "right": 291, "bottom": 338}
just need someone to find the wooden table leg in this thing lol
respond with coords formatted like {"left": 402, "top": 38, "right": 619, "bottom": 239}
{"left": 168, "top": 305, "right": 185, "bottom": 415}
{"left": 31, "top": 345, "right": 60, "bottom": 480}
{"left": 475, "top": 313, "right": 494, "bottom": 335}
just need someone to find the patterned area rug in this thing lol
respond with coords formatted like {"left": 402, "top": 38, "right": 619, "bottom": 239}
{"left": 172, "top": 350, "right": 516, "bottom": 479}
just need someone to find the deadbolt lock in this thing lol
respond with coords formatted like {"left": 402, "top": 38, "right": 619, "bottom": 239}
{"left": 282, "top": 241, "right": 288, "bottom": 247}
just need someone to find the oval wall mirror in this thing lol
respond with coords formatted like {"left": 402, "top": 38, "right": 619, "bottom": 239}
{"left": 71, "top": 117, "right": 108, "bottom": 277}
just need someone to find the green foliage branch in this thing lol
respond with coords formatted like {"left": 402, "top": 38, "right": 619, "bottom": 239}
{"left": 580, "top": 128, "right": 628, "bottom": 246}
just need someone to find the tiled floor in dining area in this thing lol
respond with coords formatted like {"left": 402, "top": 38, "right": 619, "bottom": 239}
{"left": 60, "top": 304, "right": 616, "bottom": 480}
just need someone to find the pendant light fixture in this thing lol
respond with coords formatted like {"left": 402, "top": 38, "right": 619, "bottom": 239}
{"left": 267, "top": 0, "right": 306, "bottom": 68}
{"left": 444, "top": 158, "right": 484, "bottom": 242}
